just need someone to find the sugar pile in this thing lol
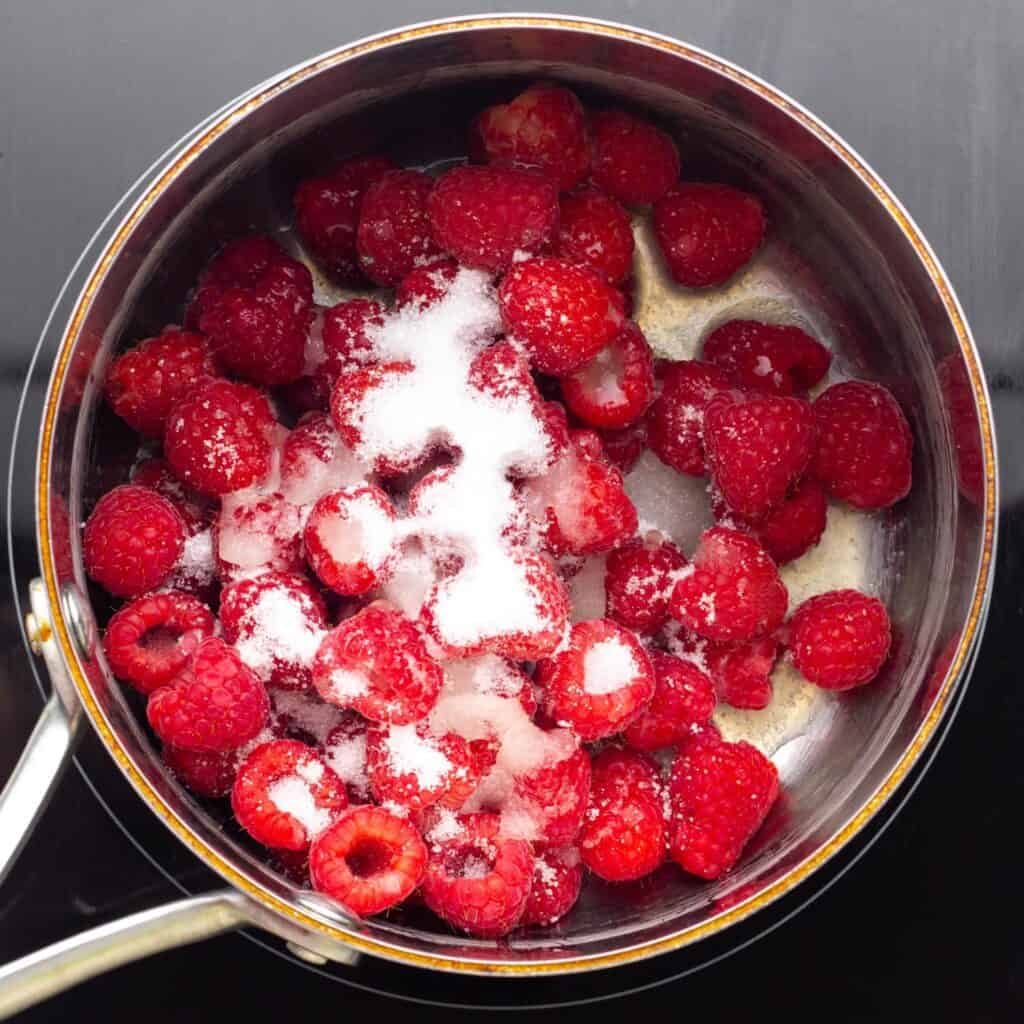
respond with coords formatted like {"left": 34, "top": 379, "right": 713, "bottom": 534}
{"left": 266, "top": 756, "right": 333, "bottom": 838}
{"left": 379, "top": 724, "right": 452, "bottom": 789}
{"left": 582, "top": 636, "right": 639, "bottom": 695}
{"left": 233, "top": 585, "right": 325, "bottom": 683}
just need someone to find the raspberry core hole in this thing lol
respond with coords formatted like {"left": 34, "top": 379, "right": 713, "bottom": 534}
{"left": 345, "top": 837, "right": 393, "bottom": 878}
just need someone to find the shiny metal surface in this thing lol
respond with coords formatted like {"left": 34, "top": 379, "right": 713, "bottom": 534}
{"left": 12, "top": 14, "right": 997, "bottom": 979}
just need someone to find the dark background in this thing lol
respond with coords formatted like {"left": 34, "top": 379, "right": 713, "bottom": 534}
{"left": 2, "top": 1, "right": 1023, "bottom": 1020}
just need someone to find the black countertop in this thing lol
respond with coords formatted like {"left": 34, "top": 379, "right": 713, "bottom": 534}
{"left": 2, "top": 2, "right": 1023, "bottom": 1020}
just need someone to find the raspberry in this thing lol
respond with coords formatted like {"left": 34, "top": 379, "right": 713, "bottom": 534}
{"left": 312, "top": 603, "right": 444, "bottom": 724}
{"left": 279, "top": 411, "right": 366, "bottom": 507}
{"left": 520, "top": 846, "right": 583, "bottom": 927}
{"left": 599, "top": 420, "right": 647, "bottom": 473}
{"left": 304, "top": 485, "right": 399, "bottom": 596}
{"left": 130, "top": 458, "right": 213, "bottom": 535}
{"left": 536, "top": 619, "right": 655, "bottom": 741}
{"left": 752, "top": 476, "right": 828, "bottom": 564}
{"left": 590, "top": 109, "right": 681, "bottom": 206}
{"left": 293, "top": 155, "right": 397, "bottom": 282}
{"left": 514, "top": 746, "right": 591, "bottom": 846}
{"left": 279, "top": 374, "right": 331, "bottom": 416}
{"left": 529, "top": 430, "right": 638, "bottom": 556}
{"left": 164, "top": 377, "right": 276, "bottom": 496}
{"left": 653, "top": 183, "right": 766, "bottom": 288}
{"left": 604, "top": 534, "right": 687, "bottom": 635}
{"left": 561, "top": 321, "right": 655, "bottom": 430}
{"left": 645, "top": 360, "right": 731, "bottom": 475}
{"left": 788, "top": 589, "right": 892, "bottom": 690}
{"left": 668, "top": 734, "right": 779, "bottom": 879}
{"left": 186, "top": 236, "right": 278, "bottom": 325}
{"left": 422, "top": 549, "right": 569, "bottom": 661}
{"left": 163, "top": 744, "right": 239, "bottom": 798}
{"left": 938, "top": 353, "right": 985, "bottom": 506}
{"left": 498, "top": 257, "right": 626, "bottom": 376}
{"left": 103, "top": 590, "right": 215, "bottom": 694}
{"left": 105, "top": 328, "right": 219, "bottom": 438}
{"left": 706, "top": 635, "right": 779, "bottom": 710}
{"left": 365, "top": 722, "right": 492, "bottom": 811}
{"left": 812, "top": 381, "right": 913, "bottom": 510}
{"left": 310, "top": 805, "right": 427, "bottom": 916}
{"left": 472, "top": 83, "right": 590, "bottom": 191}
{"left": 323, "top": 713, "right": 372, "bottom": 803}
{"left": 421, "top": 833, "right": 534, "bottom": 937}
{"left": 320, "top": 298, "right": 385, "bottom": 381}
{"left": 704, "top": 390, "right": 816, "bottom": 522}
{"left": 356, "top": 169, "right": 443, "bottom": 286}
{"left": 194, "top": 237, "right": 313, "bottom": 386}
{"left": 703, "top": 320, "right": 831, "bottom": 396}
{"left": 215, "top": 492, "right": 305, "bottom": 581}
{"left": 395, "top": 259, "right": 459, "bottom": 310}
{"left": 554, "top": 188, "right": 635, "bottom": 285}
{"left": 220, "top": 572, "right": 327, "bottom": 689}
{"left": 232, "top": 739, "right": 348, "bottom": 850}
{"left": 83, "top": 485, "right": 186, "bottom": 598}
{"left": 428, "top": 164, "right": 559, "bottom": 273}
{"left": 580, "top": 748, "right": 667, "bottom": 882}
{"left": 623, "top": 651, "right": 716, "bottom": 752}
{"left": 147, "top": 637, "right": 270, "bottom": 752}
{"left": 670, "top": 527, "right": 788, "bottom": 643}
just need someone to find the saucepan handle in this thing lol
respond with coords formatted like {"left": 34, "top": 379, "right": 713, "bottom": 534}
{"left": 0, "top": 890, "right": 249, "bottom": 1018}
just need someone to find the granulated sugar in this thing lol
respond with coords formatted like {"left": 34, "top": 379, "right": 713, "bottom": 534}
{"left": 324, "top": 667, "right": 369, "bottom": 702}
{"left": 324, "top": 727, "right": 369, "bottom": 795}
{"left": 267, "top": 772, "right": 333, "bottom": 837}
{"left": 382, "top": 724, "right": 451, "bottom": 789}
{"left": 316, "top": 488, "right": 396, "bottom": 569}
{"left": 271, "top": 689, "right": 346, "bottom": 745}
{"left": 582, "top": 636, "right": 638, "bottom": 694}
{"left": 233, "top": 586, "right": 326, "bottom": 683}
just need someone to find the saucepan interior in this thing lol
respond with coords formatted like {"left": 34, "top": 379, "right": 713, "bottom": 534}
{"left": 37, "top": 19, "right": 993, "bottom": 970}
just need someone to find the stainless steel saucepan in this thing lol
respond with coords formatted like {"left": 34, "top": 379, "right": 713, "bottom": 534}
{"left": 0, "top": 14, "right": 998, "bottom": 1018}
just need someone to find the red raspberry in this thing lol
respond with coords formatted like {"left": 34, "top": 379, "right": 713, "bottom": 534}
{"left": 293, "top": 155, "right": 397, "bottom": 282}
{"left": 83, "top": 485, "right": 186, "bottom": 598}
{"left": 703, "top": 320, "right": 831, "bottom": 396}
{"left": 813, "top": 381, "right": 913, "bottom": 509}
{"left": 163, "top": 744, "right": 239, "bottom": 798}
{"left": 529, "top": 430, "right": 638, "bottom": 556}
{"left": 365, "top": 722, "right": 492, "bottom": 812}
{"left": 536, "top": 619, "right": 655, "bottom": 741}
{"left": 105, "top": 328, "right": 219, "bottom": 438}
{"left": 653, "top": 183, "right": 766, "bottom": 288}
{"left": 130, "top": 458, "right": 213, "bottom": 535}
{"left": 147, "top": 637, "right": 270, "bottom": 752}
{"left": 704, "top": 390, "right": 816, "bottom": 523}
{"left": 164, "top": 378, "right": 276, "bottom": 496}
{"left": 103, "top": 590, "right": 215, "bottom": 694}
{"left": 428, "top": 165, "right": 559, "bottom": 273}
{"left": 561, "top": 321, "right": 655, "bottom": 430}
{"left": 310, "top": 805, "right": 427, "bottom": 916}
{"left": 356, "top": 169, "right": 443, "bottom": 286}
{"left": 472, "top": 83, "right": 590, "bottom": 191}
{"left": 304, "top": 485, "right": 399, "bottom": 596}
{"left": 670, "top": 527, "right": 788, "bottom": 643}
{"left": 232, "top": 739, "right": 348, "bottom": 850}
{"left": 498, "top": 258, "right": 626, "bottom": 376}
{"left": 514, "top": 746, "right": 591, "bottom": 846}
{"left": 421, "top": 833, "right": 534, "bottom": 937}
{"left": 623, "top": 651, "right": 716, "bottom": 752}
{"left": 323, "top": 714, "right": 371, "bottom": 803}
{"left": 599, "top": 420, "right": 647, "bottom": 473}
{"left": 320, "top": 298, "right": 385, "bottom": 381}
{"left": 186, "top": 237, "right": 277, "bottom": 325}
{"left": 668, "top": 734, "right": 779, "bottom": 879}
{"left": 194, "top": 237, "right": 313, "bottom": 386}
{"left": 580, "top": 748, "right": 666, "bottom": 882}
{"left": 753, "top": 476, "right": 828, "bottom": 564}
{"left": 555, "top": 188, "right": 635, "bottom": 285}
{"left": 422, "top": 549, "right": 569, "bottom": 662}
{"left": 938, "top": 353, "right": 985, "bottom": 506}
{"left": 706, "top": 635, "right": 779, "bottom": 710}
{"left": 521, "top": 847, "right": 582, "bottom": 927}
{"left": 645, "top": 360, "right": 731, "bottom": 475}
{"left": 220, "top": 572, "right": 327, "bottom": 689}
{"left": 312, "top": 603, "right": 444, "bottom": 724}
{"left": 788, "top": 589, "right": 892, "bottom": 690}
{"left": 590, "top": 109, "right": 681, "bottom": 206}
{"left": 330, "top": 361, "right": 418, "bottom": 475}
{"left": 215, "top": 492, "right": 305, "bottom": 581}
{"left": 395, "top": 259, "right": 459, "bottom": 310}
{"left": 605, "top": 534, "right": 687, "bottom": 635}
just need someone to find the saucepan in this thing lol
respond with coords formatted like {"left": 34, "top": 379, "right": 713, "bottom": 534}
{"left": 0, "top": 13, "right": 997, "bottom": 1018}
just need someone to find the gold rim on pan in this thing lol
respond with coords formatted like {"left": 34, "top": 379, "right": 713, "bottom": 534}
{"left": 35, "top": 14, "right": 998, "bottom": 974}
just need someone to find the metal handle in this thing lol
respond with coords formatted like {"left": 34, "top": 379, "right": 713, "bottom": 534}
{"left": 0, "top": 890, "right": 248, "bottom": 1018}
